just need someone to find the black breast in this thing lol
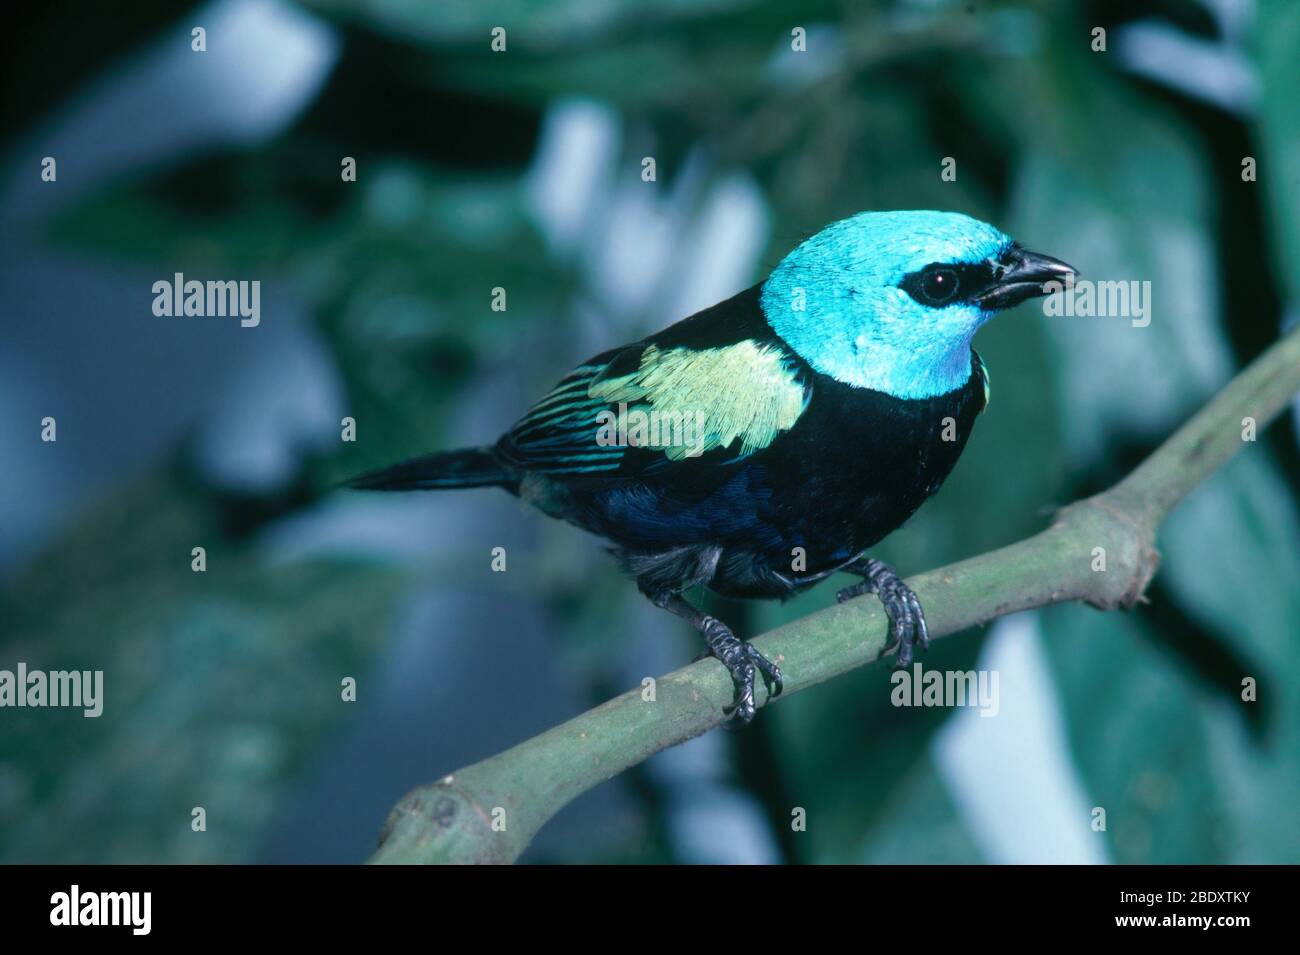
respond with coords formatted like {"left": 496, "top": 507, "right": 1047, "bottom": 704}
{"left": 730, "top": 359, "right": 987, "bottom": 575}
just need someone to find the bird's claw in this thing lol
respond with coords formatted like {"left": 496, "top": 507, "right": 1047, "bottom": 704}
{"left": 742, "top": 641, "right": 784, "bottom": 698}
{"left": 700, "top": 617, "right": 783, "bottom": 726}
{"left": 838, "top": 562, "right": 929, "bottom": 668}
{"left": 837, "top": 580, "right": 873, "bottom": 603}
{"left": 879, "top": 575, "right": 928, "bottom": 668}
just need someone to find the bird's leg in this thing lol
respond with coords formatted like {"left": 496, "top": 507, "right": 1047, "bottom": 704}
{"left": 646, "top": 591, "right": 783, "bottom": 724}
{"left": 836, "top": 557, "right": 929, "bottom": 668}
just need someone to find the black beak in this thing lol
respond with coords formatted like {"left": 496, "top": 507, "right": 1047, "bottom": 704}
{"left": 974, "top": 246, "right": 1078, "bottom": 310}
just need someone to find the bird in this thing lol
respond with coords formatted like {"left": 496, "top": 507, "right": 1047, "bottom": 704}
{"left": 348, "top": 210, "right": 1076, "bottom": 724}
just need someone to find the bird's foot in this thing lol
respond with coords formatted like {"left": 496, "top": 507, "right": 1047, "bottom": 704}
{"left": 700, "top": 616, "right": 783, "bottom": 725}
{"left": 837, "top": 559, "right": 929, "bottom": 668}
{"left": 836, "top": 580, "right": 875, "bottom": 603}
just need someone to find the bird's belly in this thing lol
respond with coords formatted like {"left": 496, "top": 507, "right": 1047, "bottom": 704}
{"left": 756, "top": 453, "right": 948, "bottom": 565}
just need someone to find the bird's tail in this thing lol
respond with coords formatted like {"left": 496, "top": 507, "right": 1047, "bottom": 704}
{"left": 346, "top": 447, "right": 511, "bottom": 491}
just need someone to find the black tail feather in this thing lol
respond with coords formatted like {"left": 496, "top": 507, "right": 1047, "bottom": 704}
{"left": 346, "top": 447, "right": 510, "bottom": 491}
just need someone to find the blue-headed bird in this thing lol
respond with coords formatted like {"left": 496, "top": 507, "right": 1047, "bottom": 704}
{"left": 349, "top": 211, "right": 1076, "bottom": 722}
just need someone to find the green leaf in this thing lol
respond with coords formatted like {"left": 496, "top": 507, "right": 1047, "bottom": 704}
{"left": 1252, "top": 0, "right": 1300, "bottom": 298}
{"left": 1040, "top": 606, "right": 1231, "bottom": 864}
{"left": 858, "top": 758, "right": 983, "bottom": 864}
{"left": 1156, "top": 451, "right": 1300, "bottom": 862}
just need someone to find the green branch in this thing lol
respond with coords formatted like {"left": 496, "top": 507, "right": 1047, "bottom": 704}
{"left": 369, "top": 325, "right": 1300, "bottom": 864}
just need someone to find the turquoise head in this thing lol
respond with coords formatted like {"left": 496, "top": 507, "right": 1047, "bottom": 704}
{"left": 759, "top": 210, "right": 1075, "bottom": 399}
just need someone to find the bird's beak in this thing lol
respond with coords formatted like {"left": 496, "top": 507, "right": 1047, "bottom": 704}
{"left": 975, "top": 246, "right": 1078, "bottom": 310}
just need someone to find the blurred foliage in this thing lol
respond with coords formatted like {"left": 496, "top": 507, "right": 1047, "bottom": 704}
{"left": 0, "top": 470, "right": 411, "bottom": 862}
{"left": 3, "top": 0, "right": 1298, "bottom": 863}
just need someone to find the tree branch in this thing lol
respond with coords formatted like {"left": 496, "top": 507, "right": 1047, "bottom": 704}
{"left": 369, "top": 325, "right": 1300, "bottom": 864}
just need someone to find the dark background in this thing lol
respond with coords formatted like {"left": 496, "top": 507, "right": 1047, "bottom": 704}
{"left": 1, "top": 0, "right": 1297, "bottom": 863}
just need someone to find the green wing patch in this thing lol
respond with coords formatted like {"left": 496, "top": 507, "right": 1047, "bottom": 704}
{"left": 589, "top": 340, "right": 809, "bottom": 460}
{"left": 499, "top": 340, "right": 810, "bottom": 474}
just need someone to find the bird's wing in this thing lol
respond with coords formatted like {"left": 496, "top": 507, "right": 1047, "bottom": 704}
{"left": 496, "top": 339, "right": 812, "bottom": 477}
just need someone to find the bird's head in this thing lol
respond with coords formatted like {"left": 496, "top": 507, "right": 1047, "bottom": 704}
{"left": 760, "top": 210, "right": 1076, "bottom": 399}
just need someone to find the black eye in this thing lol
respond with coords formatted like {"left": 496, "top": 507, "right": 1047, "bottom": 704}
{"left": 921, "top": 267, "right": 959, "bottom": 304}
{"left": 900, "top": 261, "right": 996, "bottom": 307}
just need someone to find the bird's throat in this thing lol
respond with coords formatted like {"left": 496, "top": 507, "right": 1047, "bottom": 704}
{"left": 781, "top": 326, "right": 976, "bottom": 400}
